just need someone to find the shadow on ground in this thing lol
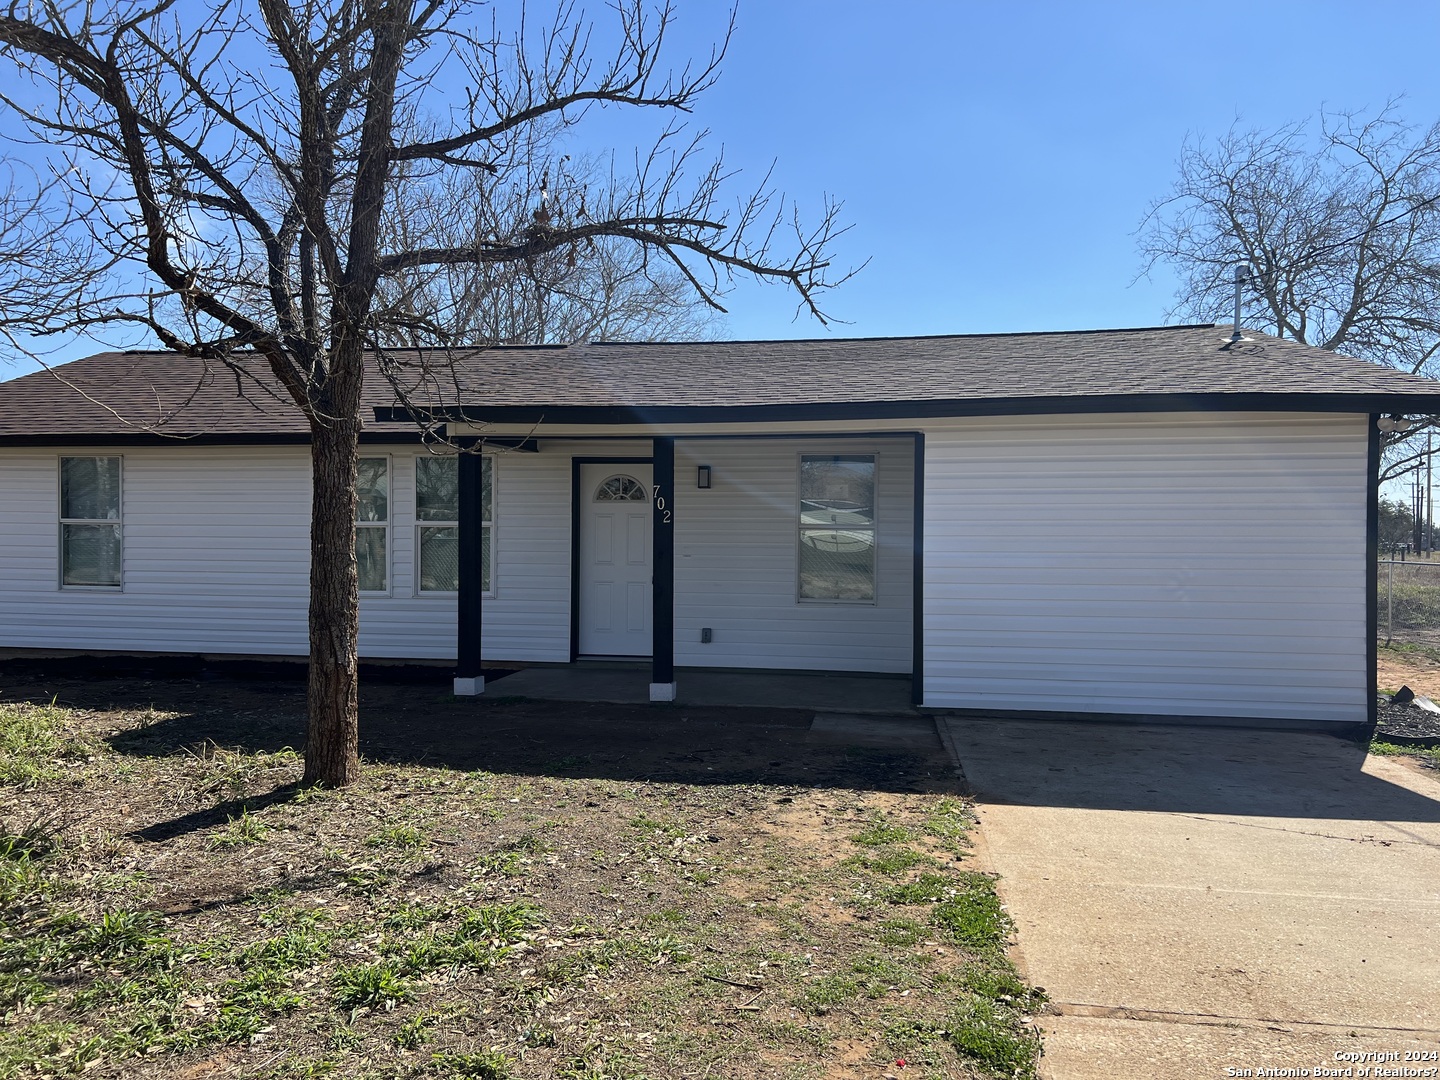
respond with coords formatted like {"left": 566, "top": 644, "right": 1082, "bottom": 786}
{"left": 944, "top": 716, "right": 1440, "bottom": 821}
{"left": 1, "top": 670, "right": 946, "bottom": 795}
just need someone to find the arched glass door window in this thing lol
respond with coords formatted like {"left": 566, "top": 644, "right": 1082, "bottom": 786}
{"left": 595, "top": 475, "right": 648, "bottom": 502}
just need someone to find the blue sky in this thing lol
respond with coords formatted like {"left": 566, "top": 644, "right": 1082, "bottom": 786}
{"left": 685, "top": 0, "right": 1440, "bottom": 340}
{"left": 3, "top": 0, "right": 1439, "bottom": 378}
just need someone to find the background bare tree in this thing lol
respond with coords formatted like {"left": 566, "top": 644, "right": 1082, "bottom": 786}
{"left": 1138, "top": 105, "right": 1440, "bottom": 480}
{"left": 0, "top": 0, "right": 850, "bottom": 786}
{"left": 417, "top": 235, "right": 722, "bottom": 344}
{"left": 378, "top": 160, "right": 721, "bottom": 345}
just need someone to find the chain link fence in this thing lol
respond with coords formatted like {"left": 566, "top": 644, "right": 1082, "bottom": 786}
{"left": 1379, "top": 557, "right": 1440, "bottom": 647}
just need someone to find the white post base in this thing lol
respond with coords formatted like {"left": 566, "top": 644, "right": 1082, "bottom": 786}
{"left": 649, "top": 681, "right": 678, "bottom": 702}
{"left": 453, "top": 676, "right": 485, "bottom": 697}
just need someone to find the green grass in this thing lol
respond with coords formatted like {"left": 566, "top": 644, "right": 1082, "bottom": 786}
{"left": 498, "top": 829, "right": 552, "bottom": 854}
{"left": 370, "top": 901, "right": 544, "bottom": 980}
{"left": 946, "top": 997, "right": 1045, "bottom": 1077}
{"left": 239, "top": 927, "right": 332, "bottom": 971}
{"left": 882, "top": 872, "right": 954, "bottom": 905}
{"left": 429, "top": 1049, "right": 514, "bottom": 1078}
{"left": 1370, "top": 739, "right": 1440, "bottom": 766}
{"left": 459, "top": 901, "right": 544, "bottom": 942}
{"left": 209, "top": 808, "right": 271, "bottom": 848}
{"left": 0, "top": 690, "right": 1044, "bottom": 1080}
{"left": 81, "top": 909, "right": 163, "bottom": 957}
{"left": 625, "top": 814, "right": 686, "bottom": 840}
{"left": 1378, "top": 639, "right": 1440, "bottom": 664}
{"left": 0, "top": 702, "right": 91, "bottom": 786}
{"left": 332, "top": 962, "right": 413, "bottom": 1012}
{"left": 0, "top": 814, "right": 61, "bottom": 861}
{"left": 1381, "top": 577, "right": 1440, "bottom": 631}
{"left": 923, "top": 796, "right": 975, "bottom": 849}
{"left": 365, "top": 823, "right": 426, "bottom": 849}
{"left": 395, "top": 1012, "right": 438, "bottom": 1050}
{"left": 848, "top": 818, "right": 913, "bottom": 847}
{"left": 932, "top": 875, "right": 1012, "bottom": 952}
{"left": 875, "top": 917, "right": 926, "bottom": 947}
{"left": 844, "top": 845, "right": 936, "bottom": 876}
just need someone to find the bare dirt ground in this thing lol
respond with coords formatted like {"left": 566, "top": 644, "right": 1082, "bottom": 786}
{"left": 1376, "top": 644, "right": 1440, "bottom": 699}
{"left": 1375, "top": 643, "right": 1440, "bottom": 753}
{"left": 0, "top": 671, "right": 1042, "bottom": 1080}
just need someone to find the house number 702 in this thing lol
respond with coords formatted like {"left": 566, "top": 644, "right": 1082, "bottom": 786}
{"left": 652, "top": 485, "right": 671, "bottom": 524}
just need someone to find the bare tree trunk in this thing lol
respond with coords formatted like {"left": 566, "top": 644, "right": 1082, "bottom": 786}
{"left": 0, "top": 0, "right": 848, "bottom": 793}
{"left": 302, "top": 412, "right": 362, "bottom": 787}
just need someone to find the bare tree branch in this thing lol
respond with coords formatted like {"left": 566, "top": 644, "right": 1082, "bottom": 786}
{"left": 0, "top": 0, "right": 854, "bottom": 787}
{"left": 1138, "top": 102, "right": 1440, "bottom": 479}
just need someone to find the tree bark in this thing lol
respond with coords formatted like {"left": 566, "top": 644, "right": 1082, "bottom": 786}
{"left": 302, "top": 411, "right": 362, "bottom": 787}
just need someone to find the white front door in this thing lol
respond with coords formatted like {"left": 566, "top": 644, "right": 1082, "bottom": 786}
{"left": 579, "top": 462, "right": 653, "bottom": 657}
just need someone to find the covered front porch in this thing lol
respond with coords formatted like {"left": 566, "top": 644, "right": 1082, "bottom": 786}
{"left": 447, "top": 430, "right": 924, "bottom": 705}
{"left": 487, "top": 661, "right": 917, "bottom": 713}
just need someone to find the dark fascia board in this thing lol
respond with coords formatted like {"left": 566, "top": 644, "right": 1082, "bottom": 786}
{"left": 377, "top": 391, "right": 1440, "bottom": 427}
{"left": 0, "top": 430, "right": 426, "bottom": 448}
{"left": 11, "top": 390, "right": 1438, "bottom": 447}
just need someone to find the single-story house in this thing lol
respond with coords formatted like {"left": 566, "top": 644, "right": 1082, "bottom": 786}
{"left": 2, "top": 323, "right": 1438, "bottom": 732}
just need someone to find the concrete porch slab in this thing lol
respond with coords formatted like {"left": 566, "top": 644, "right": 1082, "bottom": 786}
{"left": 492, "top": 664, "right": 915, "bottom": 713}
{"left": 809, "top": 713, "right": 940, "bottom": 749}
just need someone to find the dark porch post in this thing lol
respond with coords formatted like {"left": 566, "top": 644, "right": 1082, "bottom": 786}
{"left": 454, "top": 447, "right": 484, "bottom": 696}
{"left": 912, "top": 432, "right": 925, "bottom": 706}
{"left": 651, "top": 436, "right": 676, "bottom": 701}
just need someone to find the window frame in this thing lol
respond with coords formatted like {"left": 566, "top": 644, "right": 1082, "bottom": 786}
{"left": 413, "top": 453, "right": 494, "bottom": 598}
{"left": 57, "top": 454, "right": 124, "bottom": 591}
{"left": 594, "top": 473, "right": 649, "bottom": 501}
{"left": 795, "top": 451, "right": 879, "bottom": 606}
{"left": 356, "top": 454, "right": 391, "bottom": 596}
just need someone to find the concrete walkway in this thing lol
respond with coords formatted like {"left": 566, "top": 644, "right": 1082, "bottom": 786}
{"left": 941, "top": 718, "right": 1440, "bottom": 1078}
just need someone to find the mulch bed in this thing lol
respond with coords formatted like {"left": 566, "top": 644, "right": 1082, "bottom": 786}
{"left": 1375, "top": 700, "right": 1440, "bottom": 744}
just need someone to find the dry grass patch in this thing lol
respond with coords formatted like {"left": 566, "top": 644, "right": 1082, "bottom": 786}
{"left": 0, "top": 676, "right": 1042, "bottom": 1079}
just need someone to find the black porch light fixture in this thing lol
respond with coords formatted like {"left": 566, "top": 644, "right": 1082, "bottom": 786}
{"left": 696, "top": 465, "right": 712, "bottom": 489}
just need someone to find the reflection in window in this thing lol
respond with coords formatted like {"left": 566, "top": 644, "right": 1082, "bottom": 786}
{"left": 595, "top": 475, "right": 648, "bottom": 502}
{"left": 60, "top": 457, "right": 122, "bottom": 587}
{"left": 356, "top": 457, "right": 389, "bottom": 592}
{"left": 415, "top": 455, "right": 492, "bottom": 593}
{"left": 798, "top": 455, "right": 876, "bottom": 602}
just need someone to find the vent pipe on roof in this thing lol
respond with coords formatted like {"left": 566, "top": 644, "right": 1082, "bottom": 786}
{"left": 1230, "top": 263, "right": 1251, "bottom": 342}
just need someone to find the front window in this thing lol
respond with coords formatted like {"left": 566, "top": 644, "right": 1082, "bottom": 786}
{"left": 798, "top": 454, "right": 876, "bottom": 603}
{"left": 415, "top": 455, "right": 492, "bottom": 593}
{"left": 356, "top": 457, "right": 389, "bottom": 592}
{"left": 60, "top": 456, "right": 123, "bottom": 587}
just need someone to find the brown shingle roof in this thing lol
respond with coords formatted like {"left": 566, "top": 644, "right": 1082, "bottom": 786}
{"left": 3, "top": 324, "right": 1439, "bottom": 441}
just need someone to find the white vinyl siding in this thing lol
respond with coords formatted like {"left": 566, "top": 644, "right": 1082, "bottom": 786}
{"left": 919, "top": 411, "right": 1369, "bottom": 723}
{"left": 673, "top": 438, "right": 913, "bottom": 673}
{"left": 2, "top": 447, "right": 314, "bottom": 655}
{"left": 0, "top": 411, "right": 1375, "bottom": 726}
{"left": 368, "top": 447, "right": 571, "bottom": 662}
{"left": 0, "top": 445, "right": 575, "bottom": 663}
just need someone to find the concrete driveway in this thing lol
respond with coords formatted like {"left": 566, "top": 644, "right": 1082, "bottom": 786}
{"left": 940, "top": 719, "right": 1440, "bottom": 1079}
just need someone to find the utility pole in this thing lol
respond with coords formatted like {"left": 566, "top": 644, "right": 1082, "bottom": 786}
{"left": 1415, "top": 464, "right": 1425, "bottom": 554}
{"left": 1428, "top": 432, "right": 1433, "bottom": 554}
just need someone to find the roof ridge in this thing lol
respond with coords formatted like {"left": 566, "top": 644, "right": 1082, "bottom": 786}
{"left": 586, "top": 323, "right": 1221, "bottom": 347}
{"left": 79, "top": 325, "right": 1225, "bottom": 358}
{"left": 115, "top": 342, "right": 575, "bottom": 357}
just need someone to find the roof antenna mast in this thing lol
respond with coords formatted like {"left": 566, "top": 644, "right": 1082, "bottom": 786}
{"left": 1230, "top": 263, "right": 1251, "bottom": 343}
